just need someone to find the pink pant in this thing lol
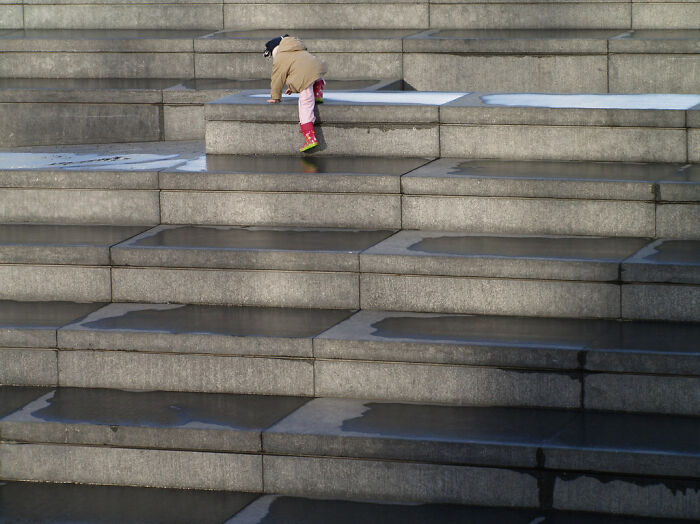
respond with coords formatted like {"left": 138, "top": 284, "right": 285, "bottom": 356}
{"left": 298, "top": 82, "right": 316, "bottom": 125}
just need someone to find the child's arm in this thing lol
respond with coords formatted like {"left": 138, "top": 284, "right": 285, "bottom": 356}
{"left": 268, "top": 60, "right": 288, "bottom": 102}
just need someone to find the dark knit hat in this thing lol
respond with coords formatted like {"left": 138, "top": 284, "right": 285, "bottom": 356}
{"left": 263, "top": 34, "right": 288, "bottom": 57}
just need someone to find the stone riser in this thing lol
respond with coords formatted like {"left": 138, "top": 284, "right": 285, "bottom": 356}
{"left": 2, "top": 2, "right": 698, "bottom": 31}
{"left": 207, "top": 121, "right": 699, "bottom": 163}
{"left": 1, "top": 187, "right": 699, "bottom": 239}
{"left": 1, "top": 263, "right": 698, "bottom": 322}
{"left": 1, "top": 51, "right": 697, "bottom": 95}
{"left": 3, "top": 347, "right": 698, "bottom": 416}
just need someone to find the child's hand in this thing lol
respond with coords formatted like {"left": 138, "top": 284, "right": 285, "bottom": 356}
{"left": 267, "top": 99, "right": 280, "bottom": 103}
{"left": 285, "top": 88, "right": 293, "bottom": 95}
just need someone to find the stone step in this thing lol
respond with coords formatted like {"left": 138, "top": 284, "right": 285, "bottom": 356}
{"left": 206, "top": 91, "right": 700, "bottom": 163}
{"left": 0, "top": 77, "right": 395, "bottom": 146}
{"left": 0, "top": 386, "right": 698, "bottom": 519}
{"left": 2, "top": 301, "right": 698, "bottom": 413}
{"left": 2, "top": 224, "right": 699, "bottom": 320}
{"left": 3, "top": 1, "right": 698, "bottom": 31}
{"left": 2, "top": 29, "right": 698, "bottom": 93}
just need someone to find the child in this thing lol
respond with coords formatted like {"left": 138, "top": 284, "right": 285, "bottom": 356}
{"left": 264, "top": 35, "right": 327, "bottom": 152}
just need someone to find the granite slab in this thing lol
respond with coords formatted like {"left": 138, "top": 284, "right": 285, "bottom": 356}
{"left": 0, "top": 387, "right": 308, "bottom": 452}
{"left": 264, "top": 397, "right": 576, "bottom": 468}
{"left": 58, "top": 302, "right": 354, "bottom": 358}
{"left": 657, "top": 164, "right": 700, "bottom": 201}
{"left": 360, "top": 231, "right": 649, "bottom": 281}
{"left": 401, "top": 158, "right": 680, "bottom": 200}
{"left": 111, "top": 225, "right": 394, "bottom": 272}
{"left": 0, "top": 301, "right": 105, "bottom": 348}
{"left": 622, "top": 239, "right": 700, "bottom": 283}
{"left": 0, "top": 224, "right": 149, "bottom": 265}
{"left": 160, "top": 155, "right": 431, "bottom": 193}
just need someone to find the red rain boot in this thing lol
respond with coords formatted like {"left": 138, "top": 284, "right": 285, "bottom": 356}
{"left": 299, "top": 122, "right": 318, "bottom": 152}
{"left": 313, "top": 79, "right": 325, "bottom": 103}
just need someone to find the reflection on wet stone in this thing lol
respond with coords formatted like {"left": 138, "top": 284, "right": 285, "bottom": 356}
{"left": 370, "top": 315, "right": 611, "bottom": 349}
{"left": 340, "top": 402, "right": 575, "bottom": 443}
{"left": 131, "top": 226, "right": 393, "bottom": 252}
{"left": 80, "top": 304, "right": 354, "bottom": 338}
{"left": 0, "top": 481, "right": 257, "bottom": 524}
{"left": 0, "top": 301, "right": 104, "bottom": 328}
{"left": 0, "top": 386, "right": 52, "bottom": 418}
{"left": 632, "top": 240, "right": 700, "bottom": 264}
{"left": 408, "top": 235, "right": 648, "bottom": 261}
{"left": 26, "top": 388, "right": 308, "bottom": 430}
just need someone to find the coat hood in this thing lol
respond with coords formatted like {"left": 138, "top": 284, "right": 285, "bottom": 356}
{"left": 277, "top": 36, "right": 307, "bottom": 53}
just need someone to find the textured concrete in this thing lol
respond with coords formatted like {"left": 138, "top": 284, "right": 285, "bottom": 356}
{"left": 360, "top": 274, "right": 619, "bottom": 318}
{"left": 553, "top": 473, "right": 700, "bottom": 520}
{"left": 0, "top": 52, "right": 194, "bottom": 79}
{"left": 24, "top": 5, "right": 224, "bottom": 30}
{"left": 161, "top": 190, "right": 401, "bottom": 229}
{"left": 0, "top": 349, "right": 57, "bottom": 386}
{"left": 622, "top": 239, "right": 700, "bottom": 284}
{"left": 658, "top": 164, "right": 700, "bottom": 202}
{"left": 610, "top": 54, "right": 700, "bottom": 94}
{"left": 264, "top": 398, "right": 576, "bottom": 468}
{"left": 0, "top": 6, "right": 22, "bottom": 30}
{"left": 314, "top": 359, "right": 580, "bottom": 408}
{"left": 0, "top": 103, "right": 162, "bottom": 147}
{"left": 58, "top": 302, "right": 353, "bottom": 358}
{"left": 361, "top": 231, "right": 647, "bottom": 281}
{"left": 0, "top": 443, "right": 262, "bottom": 491}
{"left": 691, "top": 129, "right": 700, "bottom": 163}
{"left": 164, "top": 105, "right": 205, "bottom": 140}
{"left": 111, "top": 267, "right": 359, "bottom": 309}
{"left": 223, "top": 3, "right": 428, "bottom": 30}
{"left": 0, "top": 265, "right": 111, "bottom": 302}
{"left": 0, "top": 388, "right": 307, "bottom": 452}
{"left": 402, "top": 195, "right": 655, "bottom": 236}
{"left": 206, "top": 121, "right": 439, "bottom": 157}
{"left": 440, "top": 125, "right": 688, "bottom": 162}
{"left": 585, "top": 373, "right": 700, "bottom": 415}
{"left": 0, "top": 301, "right": 104, "bottom": 348}
{"left": 0, "top": 482, "right": 258, "bottom": 524}
{"left": 263, "top": 455, "right": 538, "bottom": 506}
{"left": 0, "top": 225, "right": 148, "bottom": 265}
{"left": 0, "top": 169, "right": 160, "bottom": 190}
{"left": 404, "top": 54, "right": 607, "bottom": 93}
{"left": 401, "top": 158, "right": 666, "bottom": 200}
{"left": 111, "top": 225, "right": 393, "bottom": 271}
{"left": 59, "top": 350, "right": 314, "bottom": 395}
{"left": 0, "top": 188, "right": 160, "bottom": 225}
{"left": 429, "top": 3, "right": 631, "bottom": 30}
{"left": 633, "top": 2, "right": 700, "bottom": 30}
{"left": 0, "top": 78, "right": 173, "bottom": 104}
{"left": 657, "top": 203, "right": 700, "bottom": 239}
{"left": 622, "top": 283, "right": 700, "bottom": 321}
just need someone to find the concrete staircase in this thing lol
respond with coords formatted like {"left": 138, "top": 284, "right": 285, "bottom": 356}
{"left": 1, "top": 0, "right": 699, "bottom": 522}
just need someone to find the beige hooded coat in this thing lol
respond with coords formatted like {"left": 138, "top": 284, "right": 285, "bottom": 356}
{"left": 270, "top": 36, "right": 327, "bottom": 101}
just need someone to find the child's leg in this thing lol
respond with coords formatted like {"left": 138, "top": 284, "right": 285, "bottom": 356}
{"left": 313, "top": 78, "right": 325, "bottom": 103}
{"left": 298, "top": 84, "right": 316, "bottom": 125}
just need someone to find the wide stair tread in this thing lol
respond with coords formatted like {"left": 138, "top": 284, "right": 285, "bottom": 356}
{"left": 0, "top": 385, "right": 699, "bottom": 520}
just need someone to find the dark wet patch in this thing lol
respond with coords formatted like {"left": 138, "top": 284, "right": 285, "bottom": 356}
{"left": 80, "top": 304, "right": 354, "bottom": 338}
{"left": 632, "top": 240, "right": 700, "bottom": 265}
{"left": 340, "top": 402, "right": 575, "bottom": 444}
{"left": 130, "top": 227, "right": 393, "bottom": 252}
{"left": 547, "top": 411, "right": 700, "bottom": 455}
{"left": 370, "top": 315, "right": 612, "bottom": 350}
{"left": 407, "top": 235, "right": 649, "bottom": 261}
{"left": 557, "top": 471, "right": 700, "bottom": 497}
{"left": 196, "top": 154, "right": 430, "bottom": 175}
{"left": 0, "top": 301, "right": 105, "bottom": 329}
{"left": 27, "top": 388, "right": 308, "bottom": 429}
{"left": 0, "top": 481, "right": 257, "bottom": 524}
{"left": 587, "top": 320, "right": 700, "bottom": 354}
{"left": 258, "top": 496, "right": 540, "bottom": 524}
{"left": 0, "top": 386, "right": 53, "bottom": 419}
{"left": 0, "top": 225, "right": 148, "bottom": 247}
{"left": 450, "top": 160, "right": 681, "bottom": 182}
